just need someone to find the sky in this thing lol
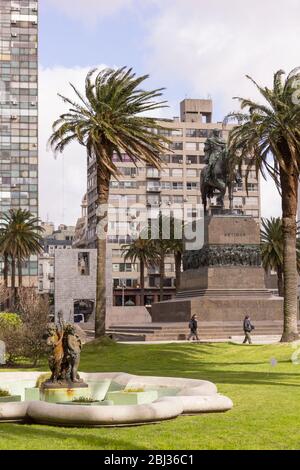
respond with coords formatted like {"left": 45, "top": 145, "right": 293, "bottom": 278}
{"left": 39, "top": 0, "right": 300, "bottom": 226}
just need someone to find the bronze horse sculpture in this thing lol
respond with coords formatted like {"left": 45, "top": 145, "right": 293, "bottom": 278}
{"left": 200, "top": 129, "right": 241, "bottom": 213}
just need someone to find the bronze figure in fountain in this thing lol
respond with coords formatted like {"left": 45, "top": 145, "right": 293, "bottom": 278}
{"left": 43, "top": 314, "right": 86, "bottom": 389}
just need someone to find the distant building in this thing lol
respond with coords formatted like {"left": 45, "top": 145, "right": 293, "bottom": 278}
{"left": 38, "top": 223, "right": 75, "bottom": 295}
{"left": 73, "top": 194, "right": 88, "bottom": 248}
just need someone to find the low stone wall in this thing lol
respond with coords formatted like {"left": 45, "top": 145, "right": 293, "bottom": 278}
{"left": 106, "top": 307, "right": 152, "bottom": 327}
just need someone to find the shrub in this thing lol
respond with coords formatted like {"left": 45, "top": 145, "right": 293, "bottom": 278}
{"left": 0, "top": 312, "right": 22, "bottom": 328}
{"left": 0, "top": 288, "right": 51, "bottom": 367}
{"left": 0, "top": 313, "right": 23, "bottom": 364}
{"left": 0, "top": 389, "right": 11, "bottom": 398}
{"left": 17, "top": 288, "right": 50, "bottom": 366}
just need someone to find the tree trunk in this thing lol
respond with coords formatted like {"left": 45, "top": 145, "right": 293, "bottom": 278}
{"left": 277, "top": 264, "right": 284, "bottom": 297}
{"left": 175, "top": 252, "right": 182, "bottom": 291}
{"left": 3, "top": 253, "right": 8, "bottom": 288}
{"left": 18, "top": 259, "right": 22, "bottom": 288}
{"left": 95, "top": 171, "right": 110, "bottom": 339}
{"left": 11, "top": 257, "right": 16, "bottom": 310}
{"left": 280, "top": 164, "right": 299, "bottom": 342}
{"left": 140, "top": 259, "right": 145, "bottom": 306}
{"left": 159, "top": 255, "right": 165, "bottom": 302}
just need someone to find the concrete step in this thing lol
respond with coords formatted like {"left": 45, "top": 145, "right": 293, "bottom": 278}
{"left": 106, "top": 320, "right": 300, "bottom": 342}
{"left": 176, "top": 289, "right": 275, "bottom": 298}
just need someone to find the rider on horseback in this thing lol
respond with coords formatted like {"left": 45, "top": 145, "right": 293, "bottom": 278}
{"left": 201, "top": 128, "right": 241, "bottom": 213}
{"left": 204, "top": 129, "right": 227, "bottom": 183}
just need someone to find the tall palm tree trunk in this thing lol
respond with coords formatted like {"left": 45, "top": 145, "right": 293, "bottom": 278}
{"left": 11, "top": 256, "right": 16, "bottom": 310}
{"left": 18, "top": 259, "right": 22, "bottom": 288}
{"left": 95, "top": 172, "right": 110, "bottom": 338}
{"left": 3, "top": 253, "right": 8, "bottom": 288}
{"left": 175, "top": 252, "right": 182, "bottom": 291}
{"left": 159, "top": 255, "right": 165, "bottom": 302}
{"left": 280, "top": 165, "right": 299, "bottom": 342}
{"left": 140, "top": 259, "right": 145, "bottom": 306}
{"left": 277, "top": 264, "right": 284, "bottom": 297}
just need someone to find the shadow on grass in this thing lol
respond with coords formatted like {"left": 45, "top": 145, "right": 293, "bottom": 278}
{"left": 0, "top": 423, "right": 149, "bottom": 450}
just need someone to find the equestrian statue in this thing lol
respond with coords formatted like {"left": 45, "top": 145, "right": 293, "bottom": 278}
{"left": 200, "top": 129, "right": 242, "bottom": 213}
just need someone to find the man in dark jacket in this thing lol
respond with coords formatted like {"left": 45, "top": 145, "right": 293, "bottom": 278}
{"left": 188, "top": 314, "right": 199, "bottom": 341}
{"left": 243, "top": 315, "right": 254, "bottom": 344}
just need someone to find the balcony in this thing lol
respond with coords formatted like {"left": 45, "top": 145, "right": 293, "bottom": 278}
{"left": 146, "top": 171, "right": 160, "bottom": 179}
{"left": 147, "top": 186, "right": 161, "bottom": 193}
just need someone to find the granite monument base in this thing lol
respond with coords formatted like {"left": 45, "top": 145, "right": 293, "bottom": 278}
{"left": 152, "top": 215, "right": 284, "bottom": 324}
{"left": 151, "top": 296, "right": 283, "bottom": 323}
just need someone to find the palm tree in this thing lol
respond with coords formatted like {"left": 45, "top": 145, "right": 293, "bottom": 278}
{"left": 169, "top": 216, "right": 185, "bottom": 291}
{"left": 122, "top": 237, "right": 159, "bottom": 306}
{"left": 0, "top": 209, "right": 44, "bottom": 297}
{"left": 49, "top": 67, "right": 170, "bottom": 337}
{"left": 0, "top": 231, "right": 9, "bottom": 288}
{"left": 148, "top": 214, "right": 177, "bottom": 301}
{"left": 172, "top": 239, "right": 184, "bottom": 291}
{"left": 156, "top": 239, "right": 173, "bottom": 302}
{"left": 225, "top": 68, "right": 300, "bottom": 342}
{"left": 261, "top": 217, "right": 300, "bottom": 297}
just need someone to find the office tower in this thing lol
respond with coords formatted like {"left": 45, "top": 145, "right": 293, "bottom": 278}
{"left": 0, "top": 0, "right": 38, "bottom": 283}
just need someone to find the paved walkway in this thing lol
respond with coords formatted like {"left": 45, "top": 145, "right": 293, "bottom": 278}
{"left": 119, "top": 335, "right": 282, "bottom": 345}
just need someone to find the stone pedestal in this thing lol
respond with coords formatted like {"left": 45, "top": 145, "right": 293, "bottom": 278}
{"left": 40, "top": 382, "right": 90, "bottom": 404}
{"left": 152, "top": 215, "right": 283, "bottom": 323}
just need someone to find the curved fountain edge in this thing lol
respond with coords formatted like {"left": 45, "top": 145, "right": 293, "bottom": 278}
{"left": 0, "top": 372, "right": 233, "bottom": 426}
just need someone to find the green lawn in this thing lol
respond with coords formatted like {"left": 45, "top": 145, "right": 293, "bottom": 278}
{"left": 1, "top": 340, "right": 300, "bottom": 450}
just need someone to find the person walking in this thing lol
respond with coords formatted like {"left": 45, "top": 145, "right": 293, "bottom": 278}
{"left": 188, "top": 314, "right": 199, "bottom": 341}
{"left": 243, "top": 315, "right": 255, "bottom": 344}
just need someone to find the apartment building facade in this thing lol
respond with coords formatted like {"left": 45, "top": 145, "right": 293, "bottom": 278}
{"left": 86, "top": 99, "right": 261, "bottom": 307}
{"left": 0, "top": 0, "right": 38, "bottom": 283}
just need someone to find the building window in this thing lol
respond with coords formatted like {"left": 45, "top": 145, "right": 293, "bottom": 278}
{"left": 233, "top": 197, "right": 243, "bottom": 208}
{"left": 172, "top": 182, "right": 183, "bottom": 190}
{"left": 247, "top": 183, "right": 258, "bottom": 192}
{"left": 147, "top": 168, "right": 160, "bottom": 178}
{"left": 186, "top": 155, "right": 198, "bottom": 164}
{"left": 245, "top": 197, "right": 258, "bottom": 207}
{"left": 172, "top": 169, "right": 183, "bottom": 177}
{"left": 186, "top": 142, "right": 197, "bottom": 151}
{"left": 78, "top": 252, "right": 90, "bottom": 276}
{"left": 172, "top": 155, "right": 183, "bottom": 164}
{"left": 187, "top": 182, "right": 198, "bottom": 190}
{"left": 186, "top": 169, "right": 198, "bottom": 177}
{"left": 170, "top": 142, "right": 183, "bottom": 151}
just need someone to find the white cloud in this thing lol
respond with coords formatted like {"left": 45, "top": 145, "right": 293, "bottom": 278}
{"left": 260, "top": 176, "right": 282, "bottom": 220}
{"left": 146, "top": 0, "right": 300, "bottom": 115}
{"left": 39, "top": 65, "right": 107, "bottom": 226}
{"left": 45, "top": 0, "right": 134, "bottom": 23}
{"left": 145, "top": 0, "right": 300, "bottom": 218}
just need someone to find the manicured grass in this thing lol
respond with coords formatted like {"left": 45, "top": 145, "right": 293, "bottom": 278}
{"left": 1, "top": 340, "right": 300, "bottom": 450}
